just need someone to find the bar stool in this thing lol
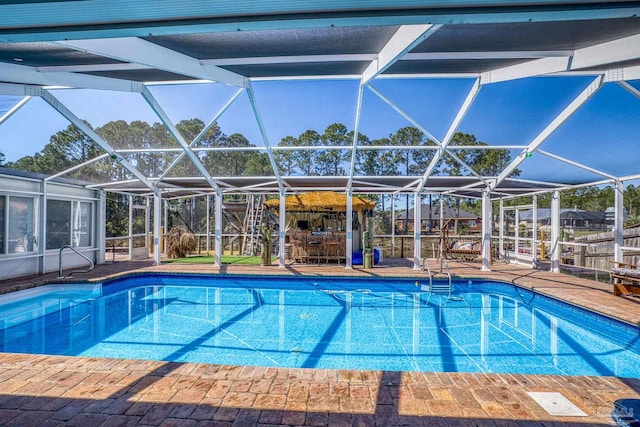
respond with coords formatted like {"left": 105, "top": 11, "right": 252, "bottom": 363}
{"left": 307, "top": 236, "right": 323, "bottom": 264}
{"left": 290, "top": 232, "right": 306, "bottom": 263}
{"left": 325, "top": 238, "right": 341, "bottom": 264}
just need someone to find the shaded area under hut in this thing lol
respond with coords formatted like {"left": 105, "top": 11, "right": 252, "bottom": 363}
{"left": 265, "top": 192, "right": 379, "bottom": 265}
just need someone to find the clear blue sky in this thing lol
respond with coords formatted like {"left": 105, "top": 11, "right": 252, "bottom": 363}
{"left": 1, "top": 77, "right": 639, "bottom": 184}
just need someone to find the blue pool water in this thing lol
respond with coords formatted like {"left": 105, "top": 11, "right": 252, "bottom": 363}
{"left": 1, "top": 274, "right": 639, "bottom": 377}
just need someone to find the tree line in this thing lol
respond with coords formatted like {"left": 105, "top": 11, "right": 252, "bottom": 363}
{"left": 2, "top": 118, "right": 517, "bottom": 182}
{"left": 2, "top": 118, "right": 637, "bottom": 236}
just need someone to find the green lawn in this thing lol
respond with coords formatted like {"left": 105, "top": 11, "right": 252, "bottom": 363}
{"left": 164, "top": 255, "right": 275, "bottom": 265}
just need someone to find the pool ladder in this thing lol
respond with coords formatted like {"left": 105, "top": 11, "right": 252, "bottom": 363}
{"left": 422, "top": 257, "right": 452, "bottom": 293}
{"left": 58, "top": 245, "right": 95, "bottom": 278}
{"left": 422, "top": 257, "right": 468, "bottom": 307}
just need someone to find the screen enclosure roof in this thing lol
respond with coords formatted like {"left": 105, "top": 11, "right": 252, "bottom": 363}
{"left": 0, "top": 1, "right": 639, "bottom": 200}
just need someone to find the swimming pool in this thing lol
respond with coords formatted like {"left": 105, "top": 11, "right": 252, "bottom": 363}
{"left": 1, "top": 273, "right": 639, "bottom": 377}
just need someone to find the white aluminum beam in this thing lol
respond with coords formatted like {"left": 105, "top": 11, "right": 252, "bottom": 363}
{"left": 245, "top": 82, "right": 284, "bottom": 193}
{"left": 481, "top": 189, "right": 492, "bottom": 271}
{"left": 347, "top": 84, "right": 365, "bottom": 191}
{"left": 493, "top": 75, "right": 603, "bottom": 189}
{"left": 45, "top": 153, "right": 110, "bottom": 181}
{"left": 413, "top": 193, "right": 421, "bottom": 270}
{"left": 153, "top": 190, "right": 162, "bottom": 265}
{"left": 532, "top": 194, "right": 537, "bottom": 270}
{"left": 361, "top": 24, "right": 442, "bottom": 84}
{"left": 367, "top": 84, "right": 441, "bottom": 145}
{"left": 214, "top": 189, "right": 223, "bottom": 267}
{"left": 487, "top": 34, "right": 640, "bottom": 83}
{"left": 56, "top": 38, "right": 247, "bottom": 88}
{"left": 499, "top": 198, "right": 504, "bottom": 259}
{"left": 37, "top": 63, "right": 151, "bottom": 73}
{"left": 279, "top": 191, "right": 286, "bottom": 268}
{"left": 621, "top": 65, "right": 640, "bottom": 81}
{"left": 346, "top": 190, "right": 353, "bottom": 269}
{"left": 0, "top": 95, "right": 31, "bottom": 126}
{"left": 571, "top": 34, "right": 640, "bottom": 71}
{"left": 368, "top": 83, "right": 487, "bottom": 186}
{"left": 156, "top": 87, "right": 244, "bottom": 184}
{"left": 550, "top": 190, "right": 560, "bottom": 273}
{"left": 140, "top": 86, "right": 220, "bottom": 191}
{"left": 614, "top": 180, "right": 624, "bottom": 264}
{"left": 0, "top": 61, "right": 139, "bottom": 92}
{"left": 417, "top": 78, "right": 482, "bottom": 192}
{"left": 484, "top": 56, "right": 570, "bottom": 84}
{"left": 619, "top": 81, "right": 640, "bottom": 100}
{"left": 38, "top": 89, "right": 154, "bottom": 190}
{"left": 204, "top": 54, "right": 376, "bottom": 66}
{"left": 0, "top": 82, "right": 35, "bottom": 96}
{"left": 535, "top": 149, "right": 616, "bottom": 180}
{"left": 404, "top": 50, "right": 574, "bottom": 60}
{"left": 97, "top": 190, "right": 106, "bottom": 264}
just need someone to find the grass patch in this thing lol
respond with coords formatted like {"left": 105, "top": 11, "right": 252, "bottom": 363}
{"left": 164, "top": 255, "right": 275, "bottom": 265}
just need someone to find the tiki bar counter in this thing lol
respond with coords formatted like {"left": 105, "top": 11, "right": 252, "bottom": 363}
{"left": 264, "top": 191, "right": 379, "bottom": 265}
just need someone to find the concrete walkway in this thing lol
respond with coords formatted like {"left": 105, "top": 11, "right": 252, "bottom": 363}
{"left": 0, "top": 258, "right": 639, "bottom": 426}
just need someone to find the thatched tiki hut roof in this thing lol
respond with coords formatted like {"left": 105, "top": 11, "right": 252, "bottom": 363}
{"left": 265, "top": 191, "right": 375, "bottom": 212}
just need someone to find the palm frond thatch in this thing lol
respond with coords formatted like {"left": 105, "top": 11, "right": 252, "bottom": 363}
{"left": 166, "top": 225, "right": 197, "bottom": 258}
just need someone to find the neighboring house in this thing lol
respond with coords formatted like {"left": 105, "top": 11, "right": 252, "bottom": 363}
{"left": 518, "top": 208, "right": 607, "bottom": 231}
{"left": 396, "top": 205, "right": 481, "bottom": 234}
{"left": 604, "top": 207, "right": 629, "bottom": 227}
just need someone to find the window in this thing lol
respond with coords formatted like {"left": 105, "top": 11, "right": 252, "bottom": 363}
{"left": 47, "top": 200, "right": 93, "bottom": 250}
{"left": 8, "top": 197, "right": 35, "bottom": 254}
{"left": 47, "top": 200, "right": 71, "bottom": 250}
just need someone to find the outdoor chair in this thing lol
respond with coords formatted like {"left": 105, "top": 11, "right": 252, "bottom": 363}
{"left": 290, "top": 232, "right": 306, "bottom": 263}
{"left": 611, "top": 262, "right": 640, "bottom": 296}
{"left": 307, "top": 236, "right": 323, "bottom": 263}
{"left": 325, "top": 235, "right": 342, "bottom": 264}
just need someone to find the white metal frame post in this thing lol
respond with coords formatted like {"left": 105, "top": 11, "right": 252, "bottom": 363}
{"left": 153, "top": 190, "right": 161, "bottom": 265}
{"left": 279, "top": 191, "right": 286, "bottom": 268}
{"left": 128, "top": 195, "right": 133, "bottom": 260}
{"left": 163, "top": 200, "right": 168, "bottom": 255}
{"left": 481, "top": 189, "right": 492, "bottom": 271}
{"left": 39, "top": 181, "right": 47, "bottom": 273}
{"left": 499, "top": 198, "right": 504, "bottom": 260}
{"left": 413, "top": 193, "right": 421, "bottom": 270}
{"left": 206, "top": 194, "right": 211, "bottom": 256}
{"left": 439, "top": 197, "right": 444, "bottom": 259}
{"left": 214, "top": 190, "right": 223, "bottom": 267}
{"left": 145, "top": 196, "right": 150, "bottom": 259}
{"left": 97, "top": 190, "right": 106, "bottom": 265}
{"left": 550, "top": 190, "right": 561, "bottom": 273}
{"left": 614, "top": 180, "right": 624, "bottom": 264}
{"left": 391, "top": 195, "right": 396, "bottom": 258}
{"left": 532, "top": 195, "right": 538, "bottom": 268}
{"left": 346, "top": 192, "right": 353, "bottom": 269}
{"left": 514, "top": 206, "right": 520, "bottom": 261}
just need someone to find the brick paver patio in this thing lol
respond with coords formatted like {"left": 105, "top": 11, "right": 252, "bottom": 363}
{"left": 0, "top": 258, "right": 639, "bottom": 426}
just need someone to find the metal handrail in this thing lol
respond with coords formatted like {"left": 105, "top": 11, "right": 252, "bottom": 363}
{"left": 58, "top": 245, "right": 95, "bottom": 278}
{"left": 421, "top": 257, "right": 433, "bottom": 290}
{"left": 439, "top": 257, "right": 453, "bottom": 295}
